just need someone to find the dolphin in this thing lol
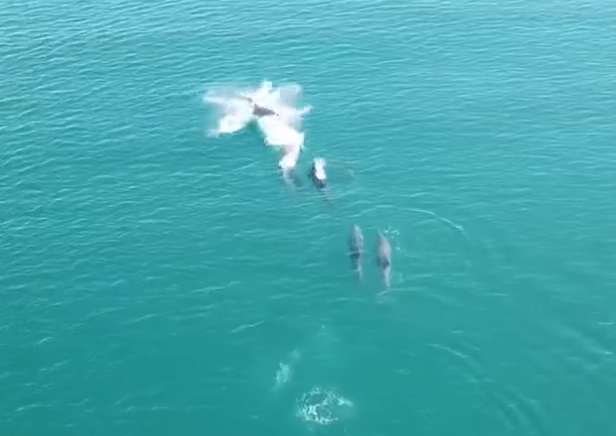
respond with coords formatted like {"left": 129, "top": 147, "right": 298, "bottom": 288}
{"left": 309, "top": 158, "right": 327, "bottom": 190}
{"left": 241, "top": 96, "right": 278, "bottom": 118}
{"left": 253, "top": 103, "right": 278, "bottom": 118}
{"left": 348, "top": 225, "right": 364, "bottom": 279}
{"left": 375, "top": 232, "right": 392, "bottom": 288}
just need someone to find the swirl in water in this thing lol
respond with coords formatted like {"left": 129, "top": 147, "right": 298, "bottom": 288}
{"left": 296, "top": 387, "right": 354, "bottom": 426}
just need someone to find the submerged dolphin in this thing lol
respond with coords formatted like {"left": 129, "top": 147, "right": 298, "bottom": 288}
{"left": 375, "top": 232, "right": 392, "bottom": 288}
{"left": 348, "top": 225, "right": 364, "bottom": 279}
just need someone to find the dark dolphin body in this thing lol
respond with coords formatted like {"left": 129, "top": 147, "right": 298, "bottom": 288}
{"left": 252, "top": 104, "right": 277, "bottom": 117}
{"left": 309, "top": 158, "right": 327, "bottom": 190}
{"left": 348, "top": 225, "right": 364, "bottom": 279}
{"left": 375, "top": 232, "right": 392, "bottom": 288}
{"left": 309, "top": 158, "right": 333, "bottom": 205}
{"left": 241, "top": 96, "right": 277, "bottom": 118}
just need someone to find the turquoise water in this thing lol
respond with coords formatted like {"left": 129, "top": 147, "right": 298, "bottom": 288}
{"left": 2, "top": 0, "right": 616, "bottom": 435}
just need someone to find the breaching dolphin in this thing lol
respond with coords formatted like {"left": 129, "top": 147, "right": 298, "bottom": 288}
{"left": 309, "top": 158, "right": 327, "bottom": 190}
{"left": 241, "top": 96, "right": 278, "bottom": 118}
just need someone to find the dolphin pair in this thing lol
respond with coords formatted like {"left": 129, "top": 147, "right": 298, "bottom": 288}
{"left": 347, "top": 225, "right": 391, "bottom": 287}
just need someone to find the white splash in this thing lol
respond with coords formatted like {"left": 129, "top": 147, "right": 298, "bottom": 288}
{"left": 204, "top": 81, "right": 311, "bottom": 172}
{"left": 296, "top": 386, "right": 354, "bottom": 425}
{"left": 312, "top": 157, "right": 327, "bottom": 180}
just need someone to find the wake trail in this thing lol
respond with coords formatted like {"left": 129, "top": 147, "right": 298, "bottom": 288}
{"left": 407, "top": 207, "right": 468, "bottom": 239}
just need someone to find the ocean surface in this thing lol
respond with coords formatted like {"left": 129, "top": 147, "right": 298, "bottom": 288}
{"left": 2, "top": 0, "right": 616, "bottom": 435}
